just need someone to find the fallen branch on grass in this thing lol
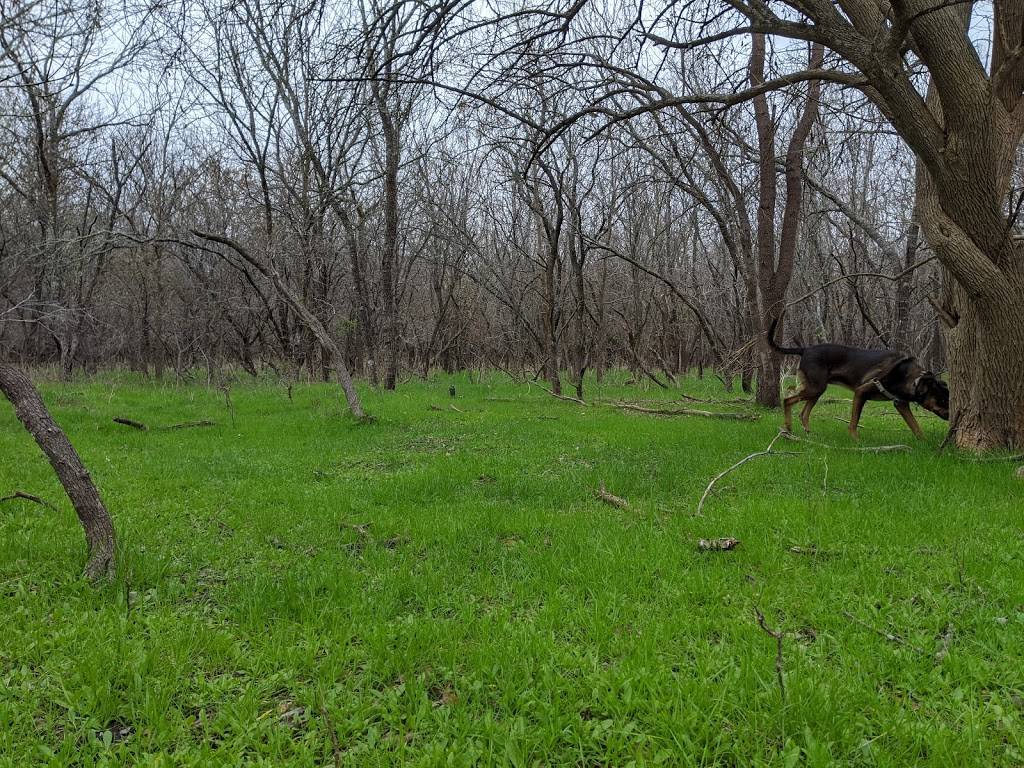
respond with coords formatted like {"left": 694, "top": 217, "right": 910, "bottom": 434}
{"left": 780, "top": 433, "right": 910, "bottom": 453}
{"left": 449, "top": 404, "right": 465, "bottom": 413}
{"left": 533, "top": 382, "right": 588, "bottom": 406}
{"left": 0, "top": 490, "right": 59, "bottom": 512}
{"left": 614, "top": 402, "right": 759, "bottom": 421}
{"left": 114, "top": 417, "right": 217, "bottom": 431}
{"left": 842, "top": 610, "right": 926, "bottom": 655}
{"left": 595, "top": 483, "right": 630, "bottom": 509}
{"left": 681, "top": 393, "right": 752, "bottom": 404}
{"left": 696, "top": 432, "right": 798, "bottom": 516}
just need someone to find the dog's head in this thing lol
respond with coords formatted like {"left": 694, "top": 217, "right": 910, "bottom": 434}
{"left": 915, "top": 373, "right": 949, "bottom": 420}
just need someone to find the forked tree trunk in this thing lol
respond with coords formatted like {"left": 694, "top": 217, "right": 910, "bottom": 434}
{"left": 750, "top": 36, "right": 824, "bottom": 407}
{"left": 0, "top": 363, "right": 116, "bottom": 581}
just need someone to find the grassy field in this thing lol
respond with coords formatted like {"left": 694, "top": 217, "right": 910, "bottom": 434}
{"left": 0, "top": 371, "right": 1022, "bottom": 766}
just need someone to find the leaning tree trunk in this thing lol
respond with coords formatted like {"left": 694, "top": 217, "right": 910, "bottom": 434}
{"left": 0, "top": 364, "right": 116, "bottom": 580}
{"left": 192, "top": 230, "right": 367, "bottom": 420}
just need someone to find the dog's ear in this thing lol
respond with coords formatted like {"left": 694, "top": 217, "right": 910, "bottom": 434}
{"left": 915, "top": 372, "right": 938, "bottom": 397}
{"left": 919, "top": 373, "right": 948, "bottom": 399}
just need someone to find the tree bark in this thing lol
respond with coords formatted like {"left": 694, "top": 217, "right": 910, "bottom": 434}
{"left": 0, "top": 363, "right": 116, "bottom": 581}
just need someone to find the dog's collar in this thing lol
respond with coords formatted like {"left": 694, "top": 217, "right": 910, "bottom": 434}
{"left": 872, "top": 380, "right": 897, "bottom": 403}
{"left": 876, "top": 372, "right": 930, "bottom": 402}
{"left": 871, "top": 378, "right": 900, "bottom": 401}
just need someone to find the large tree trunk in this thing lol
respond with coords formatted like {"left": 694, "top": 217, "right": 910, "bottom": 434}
{"left": 908, "top": 21, "right": 1024, "bottom": 451}
{"left": 939, "top": 263, "right": 1024, "bottom": 450}
{"left": 0, "top": 364, "right": 116, "bottom": 581}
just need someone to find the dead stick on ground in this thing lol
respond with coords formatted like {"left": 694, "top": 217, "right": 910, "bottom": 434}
{"left": 320, "top": 705, "right": 342, "bottom": 768}
{"left": 449, "top": 404, "right": 465, "bottom": 413}
{"left": 595, "top": 483, "right": 630, "bottom": 510}
{"left": 681, "top": 393, "right": 752, "bottom": 404}
{"left": 615, "top": 402, "right": 759, "bottom": 421}
{"left": 696, "top": 432, "right": 797, "bottom": 516}
{"left": 1, "top": 490, "right": 59, "bottom": 513}
{"left": 842, "top": 610, "right": 927, "bottom": 654}
{"left": 754, "top": 606, "right": 786, "bottom": 705}
{"left": 113, "top": 417, "right": 148, "bottom": 431}
{"left": 781, "top": 433, "right": 910, "bottom": 453}
{"left": 116, "top": 417, "right": 216, "bottom": 431}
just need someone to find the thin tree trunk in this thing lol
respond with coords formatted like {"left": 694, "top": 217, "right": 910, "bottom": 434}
{"left": 892, "top": 221, "right": 920, "bottom": 352}
{"left": 380, "top": 109, "right": 401, "bottom": 391}
{"left": 0, "top": 363, "right": 116, "bottom": 581}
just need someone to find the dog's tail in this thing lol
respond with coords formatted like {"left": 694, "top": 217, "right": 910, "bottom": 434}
{"left": 767, "top": 316, "right": 804, "bottom": 356}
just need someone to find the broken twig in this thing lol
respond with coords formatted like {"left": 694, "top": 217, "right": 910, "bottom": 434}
{"left": 0, "top": 490, "right": 59, "bottom": 512}
{"left": 842, "top": 610, "right": 926, "bottom": 654}
{"left": 113, "top": 417, "right": 148, "bottom": 431}
{"left": 595, "top": 483, "right": 630, "bottom": 510}
{"left": 754, "top": 606, "right": 786, "bottom": 705}
{"left": 696, "top": 432, "right": 797, "bottom": 516}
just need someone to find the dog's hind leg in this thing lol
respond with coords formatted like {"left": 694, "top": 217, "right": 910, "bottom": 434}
{"left": 783, "top": 392, "right": 806, "bottom": 433}
{"left": 894, "top": 400, "right": 925, "bottom": 439}
{"left": 782, "top": 370, "right": 811, "bottom": 433}
{"left": 799, "top": 393, "right": 822, "bottom": 433}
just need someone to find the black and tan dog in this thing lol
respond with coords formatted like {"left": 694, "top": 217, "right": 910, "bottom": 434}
{"left": 767, "top": 318, "right": 949, "bottom": 440}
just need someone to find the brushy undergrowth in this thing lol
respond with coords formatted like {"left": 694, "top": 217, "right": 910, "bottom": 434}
{"left": 1, "top": 371, "right": 1022, "bottom": 766}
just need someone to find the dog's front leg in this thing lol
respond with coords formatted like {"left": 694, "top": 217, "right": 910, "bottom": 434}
{"left": 848, "top": 386, "right": 871, "bottom": 441}
{"left": 894, "top": 400, "right": 925, "bottom": 440}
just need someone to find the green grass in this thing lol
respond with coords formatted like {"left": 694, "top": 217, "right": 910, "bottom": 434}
{"left": 1, "top": 371, "right": 1022, "bottom": 766}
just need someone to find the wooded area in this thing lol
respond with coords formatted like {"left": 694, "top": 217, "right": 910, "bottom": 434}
{"left": 1, "top": 0, "right": 1021, "bottom": 449}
